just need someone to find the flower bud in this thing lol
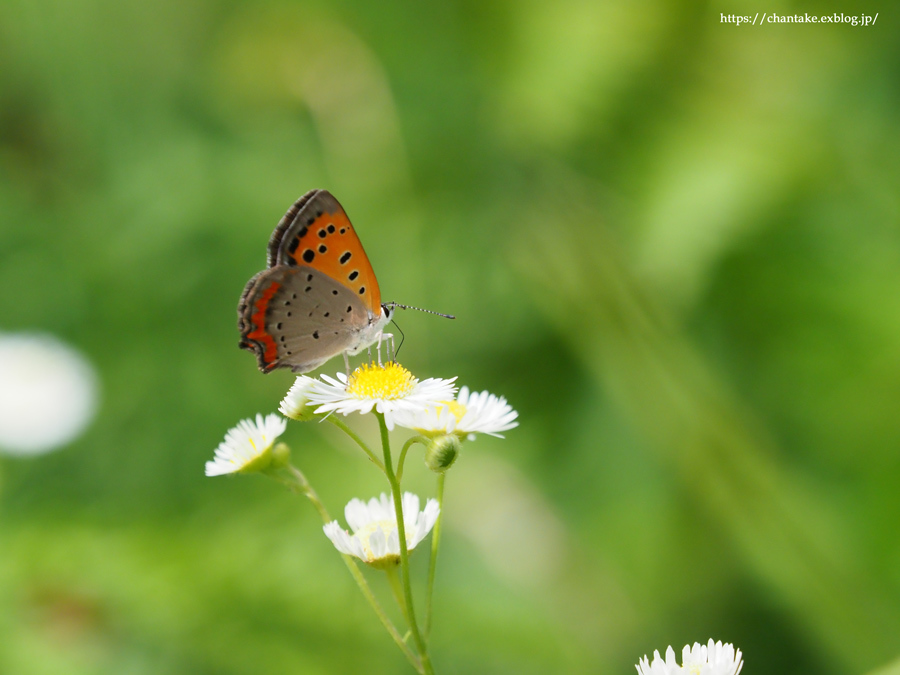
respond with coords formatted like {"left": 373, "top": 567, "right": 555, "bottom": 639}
{"left": 424, "top": 434, "right": 461, "bottom": 473}
{"left": 270, "top": 442, "right": 291, "bottom": 469}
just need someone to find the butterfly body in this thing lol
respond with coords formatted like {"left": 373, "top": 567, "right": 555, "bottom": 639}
{"left": 238, "top": 190, "right": 392, "bottom": 373}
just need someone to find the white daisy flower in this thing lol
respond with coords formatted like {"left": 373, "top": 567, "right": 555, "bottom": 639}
{"left": 304, "top": 362, "right": 456, "bottom": 431}
{"left": 636, "top": 640, "right": 743, "bottom": 675}
{"left": 205, "top": 413, "right": 287, "bottom": 476}
{"left": 323, "top": 492, "right": 440, "bottom": 569}
{"left": 279, "top": 375, "right": 319, "bottom": 421}
{"left": 394, "top": 386, "right": 518, "bottom": 440}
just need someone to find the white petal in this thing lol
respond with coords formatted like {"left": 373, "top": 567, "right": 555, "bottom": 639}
{"left": 323, "top": 522, "right": 355, "bottom": 556}
{"left": 452, "top": 388, "right": 518, "bottom": 438}
{"left": 408, "top": 516, "right": 427, "bottom": 549}
{"left": 366, "top": 494, "right": 390, "bottom": 521}
{"left": 664, "top": 647, "right": 677, "bottom": 669}
{"left": 345, "top": 498, "right": 371, "bottom": 532}
{"left": 369, "top": 528, "right": 388, "bottom": 559}
{"left": 385, "top": 528, "right": 400, "bottom": 555}
{"left": 401, "top": 493, "right": 420, "bottom": 528}
{"left": 409, "top": 499, "right": 440, "bottom": 549}
{"left": 204, "top": 460, "right": 231, "bottom": 477}
{"left": 422, "top": 499, "right": 440, "bottom": 530}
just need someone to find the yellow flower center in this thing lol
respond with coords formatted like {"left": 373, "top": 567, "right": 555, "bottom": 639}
{"left": 442, "top": 399, "right": 467, "bottom": 423}
{"left": 346, "top": 362, "right": 416, "bottom": 400}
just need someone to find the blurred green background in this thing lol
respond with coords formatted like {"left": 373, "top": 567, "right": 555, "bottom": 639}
{"left": 2, "top": 0, "right": 899, "bottom": 673}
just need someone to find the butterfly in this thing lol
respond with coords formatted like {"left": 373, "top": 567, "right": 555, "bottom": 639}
{"left": 238, "top": 189, "right": 394, "bottom": 374}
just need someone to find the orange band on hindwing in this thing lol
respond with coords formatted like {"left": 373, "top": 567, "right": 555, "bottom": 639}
{"left": 244, "top": 280, "right": 282, "bottom": 368}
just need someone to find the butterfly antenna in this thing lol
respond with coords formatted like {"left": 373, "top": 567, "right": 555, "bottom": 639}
{"left": 389, "top": 318, "right": 406, "bottom": 359}
{"left": 384, "top": 302, "right": 455, "bottom": 319}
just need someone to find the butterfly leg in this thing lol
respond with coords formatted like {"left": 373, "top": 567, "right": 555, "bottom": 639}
{"left": 343, "top": 351, "right": 351, "bottom": 378}
{"left": 379, "top": 333, "right": 394, "bottom": 363}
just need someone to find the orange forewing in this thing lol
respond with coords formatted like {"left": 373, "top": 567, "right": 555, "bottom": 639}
{"left": 276, "top": 193, "right": 382, "bottom": 313}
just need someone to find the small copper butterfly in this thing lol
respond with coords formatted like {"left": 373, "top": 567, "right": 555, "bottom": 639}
{"left": 238, "top": 190, "right": 394, "bottom": 373}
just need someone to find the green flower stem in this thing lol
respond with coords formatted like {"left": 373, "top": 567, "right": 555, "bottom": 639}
{"left": 424, "top": 472, "right": 445, "bottom": 641}
{"left": 273, "top": 463, "right": 422, "bottom": 673}
{"left": 385, "top": 565, "right": 411, "bottom": 627}
{"left": 325, "top": 415, "right": 385, "bottom": 471}
{"left": 396, "top": 436, "right": 427, "bottom": 482}
{"left": 377, "top": 413, "right": 436, "bottom": 675}
{"left": 338, "top": 556, "right": 422, "bottom": 673}
{"left": 285, "top": 465, "right": 331, "bottom": 522}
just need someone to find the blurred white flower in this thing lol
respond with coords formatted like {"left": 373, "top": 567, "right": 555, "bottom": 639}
{"left": 0, "top": 333, "right": 98, "bottom": 456}
{"left": 205, "top": 413, "right": 286, "bottom": 476}
{"left": 636, "top": 640, "right": 743, "bottom": 675}
{"left": 304, "top": 362, "right": 456, "bottom": 430}
{"left": 394, "top": 386, "right": 518, "bottom": 440}
{"left": 323, "top": 492, "right": 439, "bottom": 569}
